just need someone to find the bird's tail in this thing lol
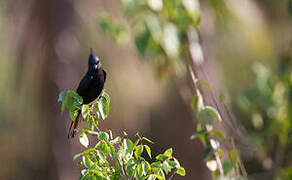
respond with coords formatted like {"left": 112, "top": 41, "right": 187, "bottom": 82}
{"left": 68, "top": 110, "right": 81, "bottom": 139}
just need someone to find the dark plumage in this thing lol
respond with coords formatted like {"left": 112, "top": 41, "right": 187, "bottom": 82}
{"left": 68, "top": 50, "right": 106, "bottom": 138}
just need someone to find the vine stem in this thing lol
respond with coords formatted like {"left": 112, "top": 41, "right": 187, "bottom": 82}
{"left": 188, "top": 64, "right": 224, "bottom": 176}
{"left": 214, "top": 149, "right": 224, "bottom": 175}
{"left": 231, "top": 137, "right": 248, "bottom": 177}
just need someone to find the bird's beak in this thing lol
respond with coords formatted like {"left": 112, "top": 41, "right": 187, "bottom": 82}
{"left": 94, "top": 64, "right": 98, "bottom": 69}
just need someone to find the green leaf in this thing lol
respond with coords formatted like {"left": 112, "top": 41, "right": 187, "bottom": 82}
{"left": 223, "top": 161, "right": 233, "bottom": 175}
{"left": 125, "top": 160, "right": 136, "bottom": 178}
{"left": 142, "top": 137, "right": 154, "bottom": 144}
{"left": 196, "top": 79, "right": 211, "bottom": 90}
{"left": 137, "top": 162, "right": 143, "bottom": 177}
{"left": 176, "top": 167, "right": 186, "bottom": 176}
{"left": 135, "top": 27, "right": 151, "bottom": 56}
{"left": 112, "top": 171, "right": 121, "bottom": 180}
{"left": 158, "top": 168, "right": 165, "bottom": 180}
{"left": 163, "top": 148, "right": 173, "bottom": 157}
{"left": 190, "top": 95, "right": 198, "bottom": 112}
{"left": 147, "top": 174, "right": 156, "bottom": 180}
{"left": 168, "top": 160, "right": 178, "bottom": 168}
{"left": 155, "top": 154, "right": 169, "bottom": 161}
{"left": 134, "top": 145, "right": 143, "bottom": 159}
{"left": 82, "top": 148, "right": 96, "bottom": 155}
{"left": 144, "top": 161, "right": 151, "bottom": 174}
{"left": 151, "top": 162, "right": 161, "bottom": 169}
{"left": 144, "top": 145, "right": 152, "bottom": 159}
{"left": 201, "top": 106, "right": 222, "bottom": 122}
{"left": 59, "top": 91, "right": 69, "bottom": 113}
{"left": 190, "top": 129, "right": 207, "bottom": 140}
{"left": 211, "top": 129, "right": 225, "bottom": 140}
{"left": 110, "top": 136, "right": 121, "bottom": 144}
{"left": 203, "top": 147, "right": 212, "bottom": 161}
{"left": 79, "top": 132, "right": 89, "bottom": 148}
{"left": 74, "top": 94, "right": 83, "bottom": 105}
{"left": 98, "top": 131, "right": 109, "bottom": 141}
{"left": 81, "top": 105, "right": 89, "bottom": 122}
{"left": 97, "top": 96, "right": 110, "bottom": 120}
{"left": 172, "top": 157, "right": 181, "bottom": 167}
{"left": 97, "top": 151, "right": 106, "bottom": 163}
{"left": 229, "top": 150, "right": 238, "bottom": 166}
{"left": 73, "top": 152, "right": 83, "bottom": 161}
{"left": 82, "top": 156, "right": 92, "bottom": 168}
{"left": 162, "top": 161, "right": 170, "bottom": 174}
{"left": 69, "top": 105, "right": 79, "bottom": 121}
{"left": 141, "top": 161, "right": 148, "bottom": 176}
{"left": 102, "top": 91, "right": 110, "bottom": 102}
{"left": 134, "top": 138, "right": 141, "bottom": 147}
{"left": 96, "top": 140, "right": 110, "bottom": 157}
{"left": 58, "top": 90, "right": 68, "bottom": 102}
{"left": 80, "top": 169, "right": 89, "bottom": 179}
{"left": 123, "top": 139, "right": 134, "bottom": 153}
{"left": 151, "top": 174, "right": 164, "bottom": 180}
{"left": 107, "top": 142, "right": 115, "bottom": 157}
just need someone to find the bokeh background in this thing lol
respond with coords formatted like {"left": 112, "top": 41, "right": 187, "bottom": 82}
{"left": 0, "top": 0, "right": 292, "bottom": 179}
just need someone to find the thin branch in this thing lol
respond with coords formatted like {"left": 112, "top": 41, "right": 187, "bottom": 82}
{"left": 231, "top": 137, "right": 247, "bottom": 177}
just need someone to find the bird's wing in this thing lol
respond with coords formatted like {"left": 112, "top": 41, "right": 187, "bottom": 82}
{"left": 103, "top": 69, "right": 107, "bottom": 83}
{"left": 76, "top": 74, "right": 91, "bottom": 95}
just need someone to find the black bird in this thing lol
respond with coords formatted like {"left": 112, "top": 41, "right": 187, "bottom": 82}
{"left": 68, "top": 50, "right": 106, "bottom": 138}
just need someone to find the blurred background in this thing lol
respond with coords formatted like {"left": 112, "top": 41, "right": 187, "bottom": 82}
{"left": 0, "top": 0, "right": 292, "bottom": 179}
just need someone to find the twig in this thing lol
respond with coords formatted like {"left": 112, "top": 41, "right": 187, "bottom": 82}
{"left": 231, "top": 137, "right": 248, "bottom": 177}
{"left": 168, "top": 170, "right": 176, "bottom": 180}
{"left": 214, "top": 150, "right": 224, "bottom": 176}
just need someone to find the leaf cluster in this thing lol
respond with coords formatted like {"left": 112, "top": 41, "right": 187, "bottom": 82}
{"left": 58, "top": 90, "right": 185, "bottom": 180}
{"left": 237, "top": 61, "right": 292, "bottom": 179}
{"left": 190, "top": 79, "right": 245, "bottom": 179}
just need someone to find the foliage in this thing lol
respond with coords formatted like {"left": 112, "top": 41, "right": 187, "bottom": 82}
{"left": 58, "top": 90, "right": 185, "bottom": 180}
{"left": 190, "top": 78, "right": 245, "bottom": 179}
{"left": 99, "top": 0, "right": 246, "bottom": 179}
{"left": 100, "top": 0, "right": 201, "bottom": 78}
{"left": 237, "top": 59, "right": 292, "bottom": 178}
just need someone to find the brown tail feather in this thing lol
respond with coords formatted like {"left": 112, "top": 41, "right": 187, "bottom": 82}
{"left": 68, "top": 110, "right": 81, "bottom": 139}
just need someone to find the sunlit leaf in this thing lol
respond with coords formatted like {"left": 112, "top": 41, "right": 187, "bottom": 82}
{"left": 151, "top": 174, "right": 164, "bottom": 180}
{"left": 168, "top": 160, "right": 178, "bottom": 168}
{"left": 134, "top": 145, "right": 143, "bottom": 159}
{"left": 142, "top": 137, "right": 154, "bottom": 144}
{"left": 155, "top": 154, "right": 168, "bottom": 161}
{"left": 73, "top": 153, "right": 83, "bottom": 161}
{"left": 176, "top": 167, "right": 186, "bottom": 176}
{"left": 137, "top": 162, "right": 143, "bottom": 177}
{"left": 81, "top": 105, "right": 89, "bottom": 122}
{"left": 206, "top": 160, "right": 217, "bottom": 171}
{"left": 125, "top": 160, "right": 136, "bottom": 178}
{"left": 82, "top": 156, "right": 92, "bottom": 168}
{"left": 162, "top": 161, "right": 170, "bottom": 174}
{"left": 162, "top": 23, "right": 179, "bottom": 58}
{"left": 98, "top": 131, "right": 109, "bottom": 141}
{"left": 201, "top": 105, "right": 222, "bottom": 122}
{"left": 79, "top": 132, "right": 89, "bottom": 148}
{"left": 97, "top": 96, "right": 110, "bottom": 120}
{"left": 123, "top": 139, "right": 134, "bottom": 153}
{"left": 190, "top": 129, "right": 206, "bottom": 140}
{"left": 195, "top": 79, "right": 211, "bottom": 90}
{"left": 210, "top": 139, "right": 220, "bottom": 150}
{"left": 163, "top": 148, "right": 173, "bottom": 157}
{"left": 211, "top": 129, "right": 225, "bottom": 140}
{"left": 144, "top": 145, "right": 152, "bottom": 159}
